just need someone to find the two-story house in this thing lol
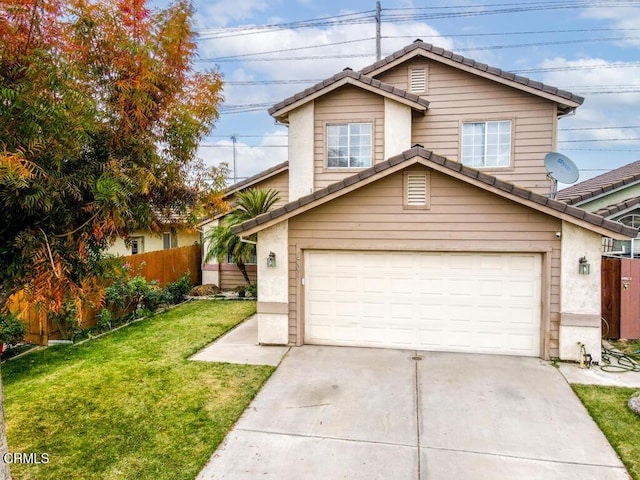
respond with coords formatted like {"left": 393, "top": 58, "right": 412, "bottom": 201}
{"left": 207, "top": 41, "right": 636, "bottom": 363}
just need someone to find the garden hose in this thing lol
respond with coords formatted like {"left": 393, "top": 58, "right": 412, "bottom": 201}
{"left": 600, "top": 316, "right": 640, "bottom": 373}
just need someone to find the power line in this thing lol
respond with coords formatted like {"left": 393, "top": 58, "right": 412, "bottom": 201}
{"left": 195, "top": 1, "right": 639, "bottom": 40}
{"left": 559, "top": 126, "right": 640, "bottom": 131}
{"left": 558, "top": 138, "right": 640, "bottom": 143}
{"left": 200, "top": 37, "right": 639, "bottom": 63}
{"left": 385, "top": 27, "right": 640, "bottom": 39}
{"left": 211, "top": 38, "right": 374, "bottom": 61}
{"left": 203, "top": 53, "right": 374, "bottom": 63}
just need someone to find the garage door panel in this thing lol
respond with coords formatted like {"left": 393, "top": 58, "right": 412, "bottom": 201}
{"left": 304, "top": 251, "right": 541, "bottom": 357}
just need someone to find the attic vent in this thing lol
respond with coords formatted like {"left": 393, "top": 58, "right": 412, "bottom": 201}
{"left": 410, "top": 68, "right": 427, "bottom": 93}
{"left": 407, "top": 174, "right": 428, "bottom": 206}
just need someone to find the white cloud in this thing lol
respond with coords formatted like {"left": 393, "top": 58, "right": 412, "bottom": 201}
{"left": 199, "top": 0, "right": 271, "bottom": 27}
{"left": 198, "top": 129, "right": 288, "bottom": 183}
{"left": 581, "top": 7, "right": 640, "bottom": 46}
{"left": 540, "top": 57, "right": 640, "bottom": 182}
{"left": 198, "top": 20, "right": 452, "bottom": 108}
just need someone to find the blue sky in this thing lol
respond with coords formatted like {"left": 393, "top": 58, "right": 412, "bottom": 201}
{"left": 173, "top": 0, "right": 640, "bottom": 187}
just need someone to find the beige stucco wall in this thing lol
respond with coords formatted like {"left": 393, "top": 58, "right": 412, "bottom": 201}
{"left": 559, "top": 221, "right": 603, "bottom": 363}
{"left": 257, "top": 220, "right": 289, "bottom": 344}
{"left": 384, "top": 98, "right": 412, "bottom": 159}
{"left": 108, "top": 229, "right": 199, "bottom": 256}
{"left": 289, "top": 101, "right": 315, "bottom": 201}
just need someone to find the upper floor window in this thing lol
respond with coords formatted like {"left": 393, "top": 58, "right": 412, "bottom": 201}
{"left": 461, "top": 120, "right": 512, "bottom": 168}
{"left": 327, "top": 123, "right": 372, "bottom": 168}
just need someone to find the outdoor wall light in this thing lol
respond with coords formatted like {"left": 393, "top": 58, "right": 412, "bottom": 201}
{"left": 578, "top": 256, "right": 590, "bottom": 275}
{"left": 267, "top": 251, "right": 276, "bottom": 268}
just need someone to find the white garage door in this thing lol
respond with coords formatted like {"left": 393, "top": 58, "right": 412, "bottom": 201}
{"left": 304, "top": 250, "right": 541, "bottom": 356}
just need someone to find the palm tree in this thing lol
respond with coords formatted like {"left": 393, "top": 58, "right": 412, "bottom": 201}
{"left": 204, "top": 188, "right": 279, "bottom": 284}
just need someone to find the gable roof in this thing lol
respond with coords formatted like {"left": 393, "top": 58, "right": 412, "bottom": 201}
{"left": 557, "top": 159, "right": 640, "bottom": 205}
{"left": 224, "top": 160, "right": 289, "bottom": 199}
{"left": 198, "top": 161, "right": 290, "bottom": 227}
{"left": 594, "top": 197, "right": 640, "bottom": 219}
{"left": 361, "top": 40, "right": 583, "bottom": 115}
{"left": 268, "top": 69, "right": 430, "bottom": 122}
{"left": 231, "top": 146, "right": 636, "bottom": 240}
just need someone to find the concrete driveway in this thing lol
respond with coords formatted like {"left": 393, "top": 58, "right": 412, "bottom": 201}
{"left": 196, "top": 346, "right": 628, "bottom": 480}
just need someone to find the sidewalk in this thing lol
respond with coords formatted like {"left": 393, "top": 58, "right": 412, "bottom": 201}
{"left": 557, "top": 352, "right": 640, "bottom": 388}
{"left": 190, "top": 315, "right": 290, "bottom": 367}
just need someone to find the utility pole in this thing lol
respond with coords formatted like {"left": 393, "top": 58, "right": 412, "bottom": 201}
{"left": 230, "top": 134, "right": 238, "bottom": 184}
{"left": 375, "top": 1, "right": 381, "bottom": 61}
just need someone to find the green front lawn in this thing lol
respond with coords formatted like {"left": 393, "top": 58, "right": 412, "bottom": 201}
{"left": 572, "top": 384, "right": 640, "bottom": 480}
{"left": 3, "top": 300, "right": 273, "bottom": 480}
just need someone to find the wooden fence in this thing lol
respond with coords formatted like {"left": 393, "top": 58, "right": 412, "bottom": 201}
{"left": 602, "top": 256, "right": 640, "bottom": 340}
{"left": 123, "top": 244, "right": 201, "bottom": 286}
{"left": 8, "top": 244, "right": 202, "bottom": 345}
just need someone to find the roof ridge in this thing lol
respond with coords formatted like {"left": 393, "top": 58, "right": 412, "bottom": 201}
{"left": 557, "top": 158, "right": 640, "bottom": 204}
{"left": 224, "top": 160, "right": 289, "bottom": 197}
{"left": 359, "top": 40, "right": 583, "bottom": 107}
{"left": 268, "top": 69, "right": 429, "bottom": 117}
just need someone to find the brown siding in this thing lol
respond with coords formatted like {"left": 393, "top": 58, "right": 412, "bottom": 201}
{"left": 314, "top": 85, "right": 385, "bottom": 191}
{"left": 226, "top": 170, "right": 289, "bottom": 207}
{"left": 255, "top": 170, "right": 289, "bottom": 206}
{"left": 288, "top": 167, "right": 562, "bottom": 357}
{"left": 376, "top": 59, "right": 557, "bottom": 195}
{"left": 220, "top": 263, "right": 257, "bottom": 290}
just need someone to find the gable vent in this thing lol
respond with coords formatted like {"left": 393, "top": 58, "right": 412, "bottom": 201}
{"left": 407, "top": 174, "right": 428, "bottom": 206}
{"left": 410, "top": 68, "right": 426, "bottom": 93}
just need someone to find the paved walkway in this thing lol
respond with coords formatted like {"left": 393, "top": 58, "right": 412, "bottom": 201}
{"left": 193, "top": 326, "right": 631, "bottom": 480}
{"left": 190, "top": 315, "right": 290, "bottom": 366}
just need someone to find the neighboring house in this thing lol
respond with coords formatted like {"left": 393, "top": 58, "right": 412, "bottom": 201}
{"left": 109, "top": 224, "right": 200, "bottom": 256}
{"left": 200, "top": 161, "right": 289, "bottom": 289}
{"left": 214, "top": 40, "right": 637, "bottom": 363}
{"left": 557, "top": 159, "right": 640, "bottom": 256}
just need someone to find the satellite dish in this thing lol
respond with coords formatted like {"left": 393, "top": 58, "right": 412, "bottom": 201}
{"left": 544, "top": 152, "right": 580, "bottom": 198}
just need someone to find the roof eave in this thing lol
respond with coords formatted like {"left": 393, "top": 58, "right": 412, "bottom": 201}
{"left": 361, "top": 44, "right": 582, "bottom": 112}
{"left": 269, "top": 75, "right": 429, "bottom": 120}
{"left": 232, "top": 147, "right": 635, "bottom": 240}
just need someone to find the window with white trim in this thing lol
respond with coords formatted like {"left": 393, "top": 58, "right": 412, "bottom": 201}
{"left": 461, "top": 120, "right": 512, "bottom": 168}
{"left": 327, "top": 123, "right": 372, "bottom": 168}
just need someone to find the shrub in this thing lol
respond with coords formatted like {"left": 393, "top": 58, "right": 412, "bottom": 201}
{"left": 0, "top": 312, "right": 26, "bottom": 347}
{"left": 165, "top": 273, "right": 192, "bottom": 304}
{"left": 246, "top": 283, "right": 257, "bottom": 298}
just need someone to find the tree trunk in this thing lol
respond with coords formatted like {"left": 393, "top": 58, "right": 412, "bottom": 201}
{"left": 236, "top": 260, "right": 251, "bottom": 284}
{"left": 0, "top": 370, "right": 12, "bottom": 480}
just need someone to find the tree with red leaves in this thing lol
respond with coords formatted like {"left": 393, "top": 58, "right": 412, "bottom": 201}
{"left": 0, "top": 1, "right": 223, "bottom": 475}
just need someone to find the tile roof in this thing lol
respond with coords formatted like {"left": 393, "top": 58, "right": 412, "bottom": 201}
{"left": 224, "top": 160, "right": 289, "bottom": 198}
{"left": 268, "top": 69, "right": 430, "bottom": 118}
{"left": 594, "top": 197, "right": 640, "bottom": 218}
{"left": 360, "top": 40, "right": 584, "bottom": 109}
{"left": 231, "top": 146, "right": 637, "bottom": 239}
{"left": 556, "top": 159, "right": 640, "bottom": 205}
